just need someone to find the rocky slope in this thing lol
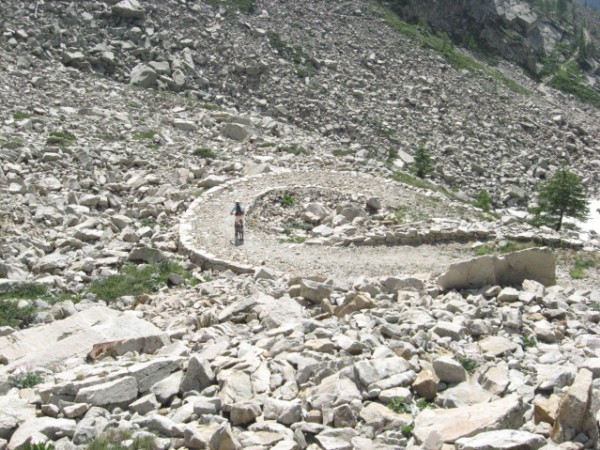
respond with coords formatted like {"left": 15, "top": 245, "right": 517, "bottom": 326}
{"left": 1, "top": 0, "right": 600, "bottom": 449}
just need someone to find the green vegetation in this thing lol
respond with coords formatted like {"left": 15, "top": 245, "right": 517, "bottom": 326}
{"left": 267, "top": 31, "right": 319, "bottom": 77}
{"left": 522, "top": 335, "right": 537, "bottom": 348}
{"left": 456, "top": 354, "right": 478, "bottom": 374}
{"left": 377, "top": 4, "right": 529, "bottom": 95}
{"left": 25, "top": 444, "right": 55, "bottom": 450}
{"left": 416, "top": 398, "right": 437, "bottom": 410}
{"left": 387, "top": 147, "right": 399, "bottom": 160}
{"left": 86, "top": 429, "right": 156, "bottom": 450}
{"left": 474, "top": 190, "right": 492, "bottom": 212}
{"left": 132, "top": 130, "right": 157, "bottom": 141}
{"left": 413, "top": 146, "right": 432, "bottom": 179}
{"left": 198, "top": 103, "right": 225, "bottom": 111}
{"left": 474, "top": 241, "right": 538, "bottom": 256}
{"left": 280, "top": 145, "right": 308, "bottom": 156}
{"left": 46, "top": 130, "right": 77, "bottom": 146}
{"left": 193, "top": 147, "right": 220, "bottom": 159}
{"left": 205, "top": 0, "right": 256, "bottom": 14}
{"left": 332, "top": 149, "right": 355, "bottom": 157}
{"left": 391, "top": 171, "right": 434, "bottom": 190}
{"left": 570, "top": 257, "right": 596, "bottom": 279}
{"left": 532, "top": 167, "right": 588, "bottom": 231}
{"left": 401, "top": 425, "right": 414, "bottom": 439}
{"left": 88, "top": 261, "right": 193, "bottom": 302}
{"left": 0, "top": 283, "right": 48, "bottom": 329}
{"left": 13, "top": 111, "right": 31, "bottom": 120}
{"left": 387, "top": 397, "right": 411, "bottom": 414}
{"left": 280, "top": 192, "right": 295, "bottom": 207}
{"left": 591, "top": 302, "right": 600, "bottom": 312}
{"left": 9, "top": 371, "right": 44, "bottom": 389}
{"left": 548, "top": 62, "right": 600, "bottom": 108}
{"left": 284, "top": 221, "right": 314, "bottom": 234}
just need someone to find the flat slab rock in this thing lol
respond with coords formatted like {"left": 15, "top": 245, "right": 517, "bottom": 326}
{"left": 0, "top": 306, "right": 168, "bottom": 372}
{"left": 437, "top": 248, "right": 556, "bottom": 291}
{"left": 413, "top": 395, "right": 524, "bottom": 445}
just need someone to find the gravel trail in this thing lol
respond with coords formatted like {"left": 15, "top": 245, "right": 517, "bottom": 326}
{"left": 187, "top": 170, "right": 474, "bottom": 279}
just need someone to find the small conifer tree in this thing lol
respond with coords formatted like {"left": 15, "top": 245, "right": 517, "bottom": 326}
{"left": 413, "top": 146, "right": 432, "bottom": 179}
{"left": 533, "top": 167, "right": 588, "bottom": 231}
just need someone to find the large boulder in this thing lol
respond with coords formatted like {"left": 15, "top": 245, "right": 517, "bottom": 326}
{"left": 456, "top": 429, "right": 546, "bottom": 450}
{"left": 130, "top": 64, "right": 158, "bottom": 88}
{"left": 8, "top": 418, "right": 76, "bottom": 450}
{"left": 112, "top": 0, "right": 145, "bottom": 19}
{"left": 551, "top": 368, "right": 597, "bottom": 442}
{"left": 438, "top": 248, "right": 555, "bottom": 291}
{"left": 413, "top": 395, "right": 524, "bottom": 446}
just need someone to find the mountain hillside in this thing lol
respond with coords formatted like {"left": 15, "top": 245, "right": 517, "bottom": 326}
{"left": 576, "top": 0, "right": 600, "bottom": 13}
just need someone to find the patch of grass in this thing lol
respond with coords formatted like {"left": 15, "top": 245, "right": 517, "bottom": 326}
{"left": 280, "top": 145, "right": 308, "bottom": 156}
{"left": 387, "top": 397, "right": 411, "bottom": 414}
{"left": 280, "top": 192, "right": 295, "bottom": 207}
{"left": 132, "top": 130, "right": 157, "bottom": 141}
{"left": 549, "top": 62, "right": 600, "bottom": 108}
{"left": 475, "top": 241, "right": 538, "bottom": 256}
{"left": 86, "top": 429, "right": 157, "bottom": 450}
{"left": 13, "top": 111, "right": 31, "bottom": 120}
{"left": 0, "top": 283, "right": 47, "bottom": 301}
{"left": 46, "top": 130, "right": 77, "bottom": 146}
{"left": 522, "top": 335, "right": 537, "bottom": 348}
{"left": 392, "top": 171, "right": 434, "bottom": 190}
{"left": 9, "top": 371, "right": 44, "bottom": 389}
{"left": 456, "top": 354, "right": 478, "bottom": 374}
{"left": 332, "top": 149, "right": 355, "bottom": 157}
{"left": 591, "top": 303, "right": 600, "bottom": 312}
{"left": 88, "top": 260, "right": 193, "bottom": 302}
{"left": 193, "top": 147, "right": 220, "bottom": 159}
{"left": 287, "top": 236, "right": 306, "bottom": 244}
{"left": 199, "top": 103, "right": 225, "bottom": 111}
{"left": 259, "top": 142, "right": 277, "bottom": 148}
{"left": 387, "top": 147, "right": 399, "bottom": 160}
{"left": 570, "top": 257, "right": 596, "bottom": 279}
{"left": 475, "top": 245, "right": 493, "bottom": 256}
{"left": 25, "top": 444, "right": 55, "bottom": 450}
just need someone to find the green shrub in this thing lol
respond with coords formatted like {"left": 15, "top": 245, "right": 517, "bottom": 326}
{"left": 522, "top": 335, "right": 537, "bottom": 348}
{"left": 401, "top": 425, "right": 414, "bottom": 439}
{"left": 387, "top": 397, "right": 411, "bottom": 414}
{"left": 0, "top": 300, "right": 37, "bottom": 329}
{"left": 46, "top": 131, "right": 77, "bottom": 146}
{"left": 474, "top": 190, "right": 492, "bottom": 212}
{"left": 456, "top": 354, "right": 478, "bottom": 374}
{"left": 416, "top": 398, "right": 437, "bottom": 410}
{"left": 193, "top": 147, "right": 219, "bottom": 159}
{"left": 9, "top": 371, "right": 44, "bottom": 389}
{"left": 280, "top": 192, "right": 295, "bottom": 207}
{"left": 413, "top": 146, "right": 432, "bottom": 179}
{"left": 284, "top": 221, "right": 314, "bottom": 234}
{"left": 88, "top": 261, "right": 192, "bottom": 302}
{"left": 280, "top": 145, "right": 308, "bottom": 156}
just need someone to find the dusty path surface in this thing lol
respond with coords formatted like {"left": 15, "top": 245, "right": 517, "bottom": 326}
{"left": 185, "top": 170, "right": 474, "bottom": 279}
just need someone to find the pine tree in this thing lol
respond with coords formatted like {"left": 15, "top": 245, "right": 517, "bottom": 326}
{"left": 534, "top": 167, "right": 589, "bottom": 231}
